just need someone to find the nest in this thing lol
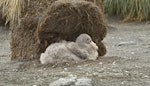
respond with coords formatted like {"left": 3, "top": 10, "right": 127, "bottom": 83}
{"left": 37, "top": 0, "right": 107, "bottom": 56}
{"left": 10, "top": 0, "right": 56, "bottom": 60}
{"left": 10, "top": 16, "right": 41, "bottom": 60}
{"left": 0, "top": 8, "right": 5, "bottom": 26}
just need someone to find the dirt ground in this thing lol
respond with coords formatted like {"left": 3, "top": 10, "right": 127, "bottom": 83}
{"left": 0, "top": 17, "right": 150, "bottom": 86}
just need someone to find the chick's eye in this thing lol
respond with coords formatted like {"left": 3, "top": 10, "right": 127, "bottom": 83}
{"left": 86, "top": 38, "right": 91, "bottom": 42}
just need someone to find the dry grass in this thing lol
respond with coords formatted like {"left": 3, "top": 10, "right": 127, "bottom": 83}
{"left": 0, "top": 0, "right": 25, "bottom": 27}
{"left": 103, "top": 0, "right": 150, "bottom": 21}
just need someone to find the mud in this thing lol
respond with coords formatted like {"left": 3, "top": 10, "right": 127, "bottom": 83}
{"left": 0, "top": 18, "right": 150, "bottom": 86}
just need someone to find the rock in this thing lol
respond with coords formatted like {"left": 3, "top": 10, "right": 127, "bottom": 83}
{"left": 33, "top": 85, "right": 37, "bottom": 86}
{"left": 75, "top": 78, "right": 92, "bottom": 86}
{"left": 49, "top": 75, "right": 92, "bottom": 86}
{"left": 49, "top": 75, "right": 77, "bottom": 86}
{"left": 99, "top": 62, "right": 103, "bottom": 65}
{"left": 118, "top": 41, "right": 135, "bottom": 46}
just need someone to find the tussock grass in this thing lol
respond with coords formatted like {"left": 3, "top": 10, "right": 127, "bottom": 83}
{"left": 1, "top": 0, "right": 150, "bottom": 27}
{"left": 103, "top": 0, "right": 150, "bottom": 21}
{"left": 0, "top": 0, "right": 102, "bottom": 28}
{"left": 0, "top": 0, "right": 25, "bottom": 27}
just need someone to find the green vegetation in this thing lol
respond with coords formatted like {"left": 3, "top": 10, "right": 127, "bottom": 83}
{"left": 103, "top": 0, "right": 150, "bottom": 21}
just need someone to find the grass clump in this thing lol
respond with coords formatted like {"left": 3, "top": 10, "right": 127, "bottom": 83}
{"left": 103, "top": 0, "right": 150, "bottom": 21}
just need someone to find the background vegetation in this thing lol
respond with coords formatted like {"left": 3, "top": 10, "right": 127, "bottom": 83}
{"left": 1, "top": 0, "right": 150, "bottom": 27}
{"left": 103, "top": 0, "right": 150, "bottom": 21}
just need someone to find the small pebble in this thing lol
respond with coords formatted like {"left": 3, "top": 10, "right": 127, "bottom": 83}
{"left": 99, "top": 62, "right": 103, "bottom": 65}
{"left": 64, "top": 68, "right": 68, "bottom": 71}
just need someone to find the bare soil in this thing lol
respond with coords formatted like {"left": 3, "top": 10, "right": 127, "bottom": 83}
{"left": 0, "top": 18, "right": 150, "bottom": 86}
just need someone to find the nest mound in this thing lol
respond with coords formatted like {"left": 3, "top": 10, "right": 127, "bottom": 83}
{"left": 0, "top": 8, "right": 5, "bottom": 26}
{"left": 22, "top": 0, "right": 102, "bottom": 21}
{"left": 37, "top": 0, "right": 107, "bottom": 56}
{"left": 10, "top": 16, "right": 41, "bottom": 60}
